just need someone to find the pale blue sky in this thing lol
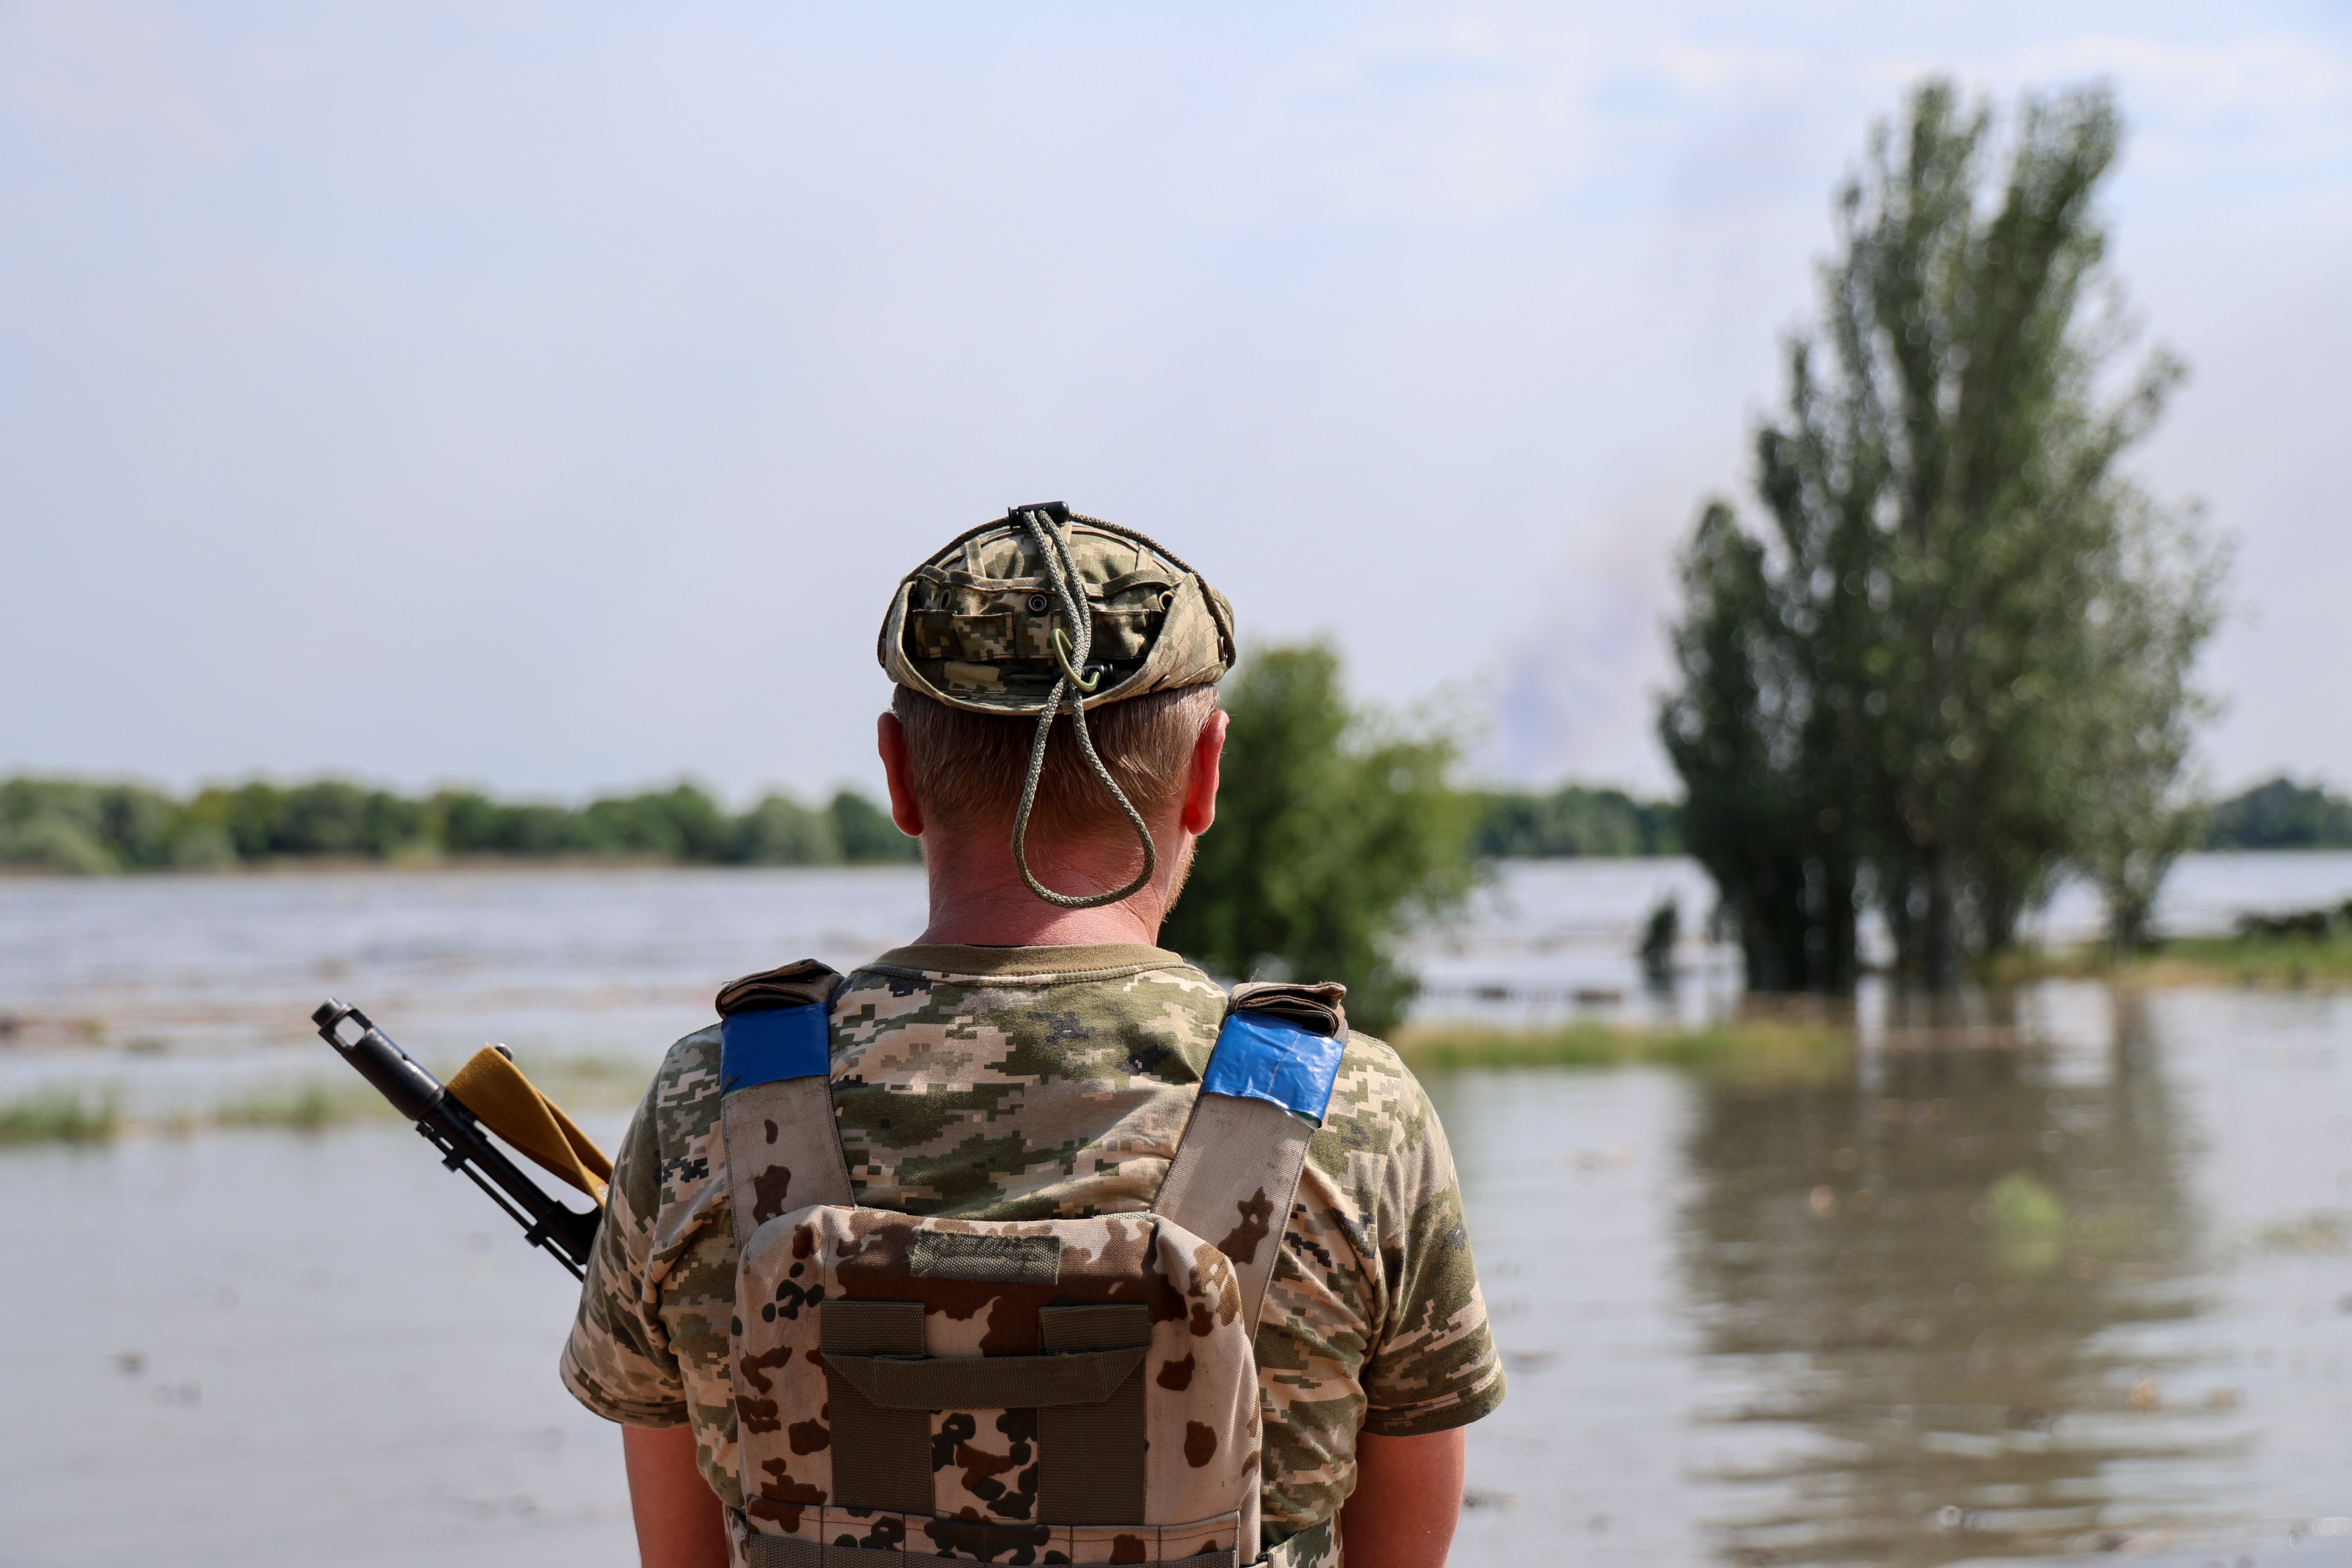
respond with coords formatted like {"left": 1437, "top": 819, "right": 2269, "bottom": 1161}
{"left": 3, "top": 1, "right": 2347, "bottom": 804}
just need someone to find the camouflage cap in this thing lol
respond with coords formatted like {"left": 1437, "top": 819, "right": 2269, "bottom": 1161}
{"left": 878, "top": 503, "right": 1236, "bottom": 717}
{"left": 878, "top": 503, "right": 1236, "bottom": 910}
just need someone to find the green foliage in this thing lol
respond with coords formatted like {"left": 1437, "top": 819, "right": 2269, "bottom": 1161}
{"left": 733, "top": 795, "right": 842, "bottom": 865}
{"left": 1160, "top": 642, "right": 1478, "bottom": 1038}
{"left": 828, "top": 790, "right": 922, "bottom": 864}
{"left": 581, "top": 784, "right": 734, "bottom": 861}
{"left": 1661, "top": 79, "right": 2224, "bottom": 989}
{"left": 0, "top": 778, "right": 217, "bottom": 871}
{"left": 2205, "top": 779, "right": 2352, "bottom": 850}
{"left": 1393, "top": 1017, "right": 1850, "bottom": 1086}
{"left": 185, "top": 780, "right": 436, "bottom": 860}
{"left": 1662, "top": 503, "right": 1858, "bottom": 991}
{"left": 0, "top": 775, "right": 913, "bottom": 872}
{"left": 0, "top": 1092, "right": 118, "bottom": 1145}
{"left": 1471, "top": 785, "right": 1682, "bottom": 857}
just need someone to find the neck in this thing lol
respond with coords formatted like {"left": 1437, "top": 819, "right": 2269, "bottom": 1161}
{"left": 913, "top": 822, "right": 1190, "bottom": 949}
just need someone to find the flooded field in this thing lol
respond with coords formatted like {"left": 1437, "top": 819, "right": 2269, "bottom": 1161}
{"left": 6, "top": 857, "right": 2352, "bottom": 1566}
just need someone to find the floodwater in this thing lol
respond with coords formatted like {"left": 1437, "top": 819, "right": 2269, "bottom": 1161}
{"left": 6, "top": 856, "right": 2352, "bottom": 1566}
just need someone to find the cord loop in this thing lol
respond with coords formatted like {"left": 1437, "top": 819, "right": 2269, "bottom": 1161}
{"left": 1008, "top": 508, "right": 1158, "bottom": 909}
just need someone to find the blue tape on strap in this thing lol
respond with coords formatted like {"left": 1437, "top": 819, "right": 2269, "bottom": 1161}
{"left": 1201, "top": 1011, "right": 1347, "bottom": 1126}
{"left": 719, "top": 1005, "right": 831, "bottom": 1094}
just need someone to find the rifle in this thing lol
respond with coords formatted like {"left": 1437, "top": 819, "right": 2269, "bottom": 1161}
{"left": 311, "top": 997, "right": 603, "bottom": 1279}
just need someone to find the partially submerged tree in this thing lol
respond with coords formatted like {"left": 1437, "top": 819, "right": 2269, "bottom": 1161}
{"left": 1662, "top": 503, "right": 1860, "bottom": 991}
{"left": 1163, "top": 642, "right": 1478, "bottom": 1036}
{"left": 1661, "top": 80, "right": 2224, "bottom": 988}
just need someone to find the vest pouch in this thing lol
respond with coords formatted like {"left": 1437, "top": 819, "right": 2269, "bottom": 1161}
{"left": 729, "top": 1206, "right": 1261, "bottom": 1568}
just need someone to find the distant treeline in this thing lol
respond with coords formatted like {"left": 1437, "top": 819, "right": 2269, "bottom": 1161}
{"left": 2203, "top": 779, "right": 2352, "bottom": 851}
{"left": 1, "top": 771, "right": 2342, "bottom": 875}
{"left": 0, "top": 777, "right": 920, "bottom": 873}
{"left": 1462, "top": 777, "right": 2352, "bottom": 859}
{"left": 1468, "top": 785, "right": 1684, "bottom": 858}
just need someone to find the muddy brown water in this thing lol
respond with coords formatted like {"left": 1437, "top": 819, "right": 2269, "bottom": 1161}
{"left": 5, "top": 859, "right": 2352, "bottom": 1566}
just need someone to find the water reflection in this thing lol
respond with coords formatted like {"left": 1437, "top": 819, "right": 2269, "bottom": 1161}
{"left": 1681, "top": 990, "right": 2224, "bottom": 1565}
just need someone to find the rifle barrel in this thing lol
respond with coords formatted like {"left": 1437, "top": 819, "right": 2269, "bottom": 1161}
{"left": 312, "top": 998, "right": 599, "bottom": 1278}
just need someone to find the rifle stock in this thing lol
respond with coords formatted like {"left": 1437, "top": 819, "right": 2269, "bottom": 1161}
{"left": 312, "top": 998, "right": 600, "bottom": 1278}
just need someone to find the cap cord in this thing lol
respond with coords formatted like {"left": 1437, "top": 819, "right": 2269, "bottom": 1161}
{"left": 1009, "top": 506, "right": 1160, "bottom": 909}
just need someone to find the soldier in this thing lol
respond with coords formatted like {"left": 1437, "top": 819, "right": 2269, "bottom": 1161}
{"left": 561, "top": 506, "right": 1503, "bottom": 1568}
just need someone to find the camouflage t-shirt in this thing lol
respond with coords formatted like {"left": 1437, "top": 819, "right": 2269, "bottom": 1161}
{"left": 560, "top": 942, "right": 1503, "bottom": 1553}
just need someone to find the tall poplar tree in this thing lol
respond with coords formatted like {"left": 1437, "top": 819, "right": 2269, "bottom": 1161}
{"left": 1662, "top": 80, "right": 2223, "bottom": 989}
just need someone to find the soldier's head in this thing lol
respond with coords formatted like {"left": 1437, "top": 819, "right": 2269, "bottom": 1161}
{"left": 874, "top": 504, "right": 1234, "bottom": 914}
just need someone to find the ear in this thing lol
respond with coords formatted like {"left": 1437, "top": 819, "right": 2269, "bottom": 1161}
{"left": 877, "top": 711, "right": 926, "bottom": 837}
{"left": 1179, "top": 708, "right": 1227, "bottom": 837}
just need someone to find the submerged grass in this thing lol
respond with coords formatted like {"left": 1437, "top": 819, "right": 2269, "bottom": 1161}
{"left": 1393, "top": 1016, "right": 1852, "bottom": 1086}
{"left": 0, "top": 1052, "right": 657, "bottom": 1148}
{"left": 1992, "top": 929, "right": 2352, "bottom": 989}
{"left": 211, "top": 1082, "right": 388, "bottom": 1133}
{"left": 0, "top": 1093, "right": 120, "bottom": 1145}
{"left": 0, "top": 1022, "right": 1857, "bottom": 1146}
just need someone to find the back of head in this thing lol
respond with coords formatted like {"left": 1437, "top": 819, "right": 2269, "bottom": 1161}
{"left": 878, "top": 504, "right": 1235, "bottom": 907}
{"left": 890, "top": 684, "right": 1219, "bottom": 843}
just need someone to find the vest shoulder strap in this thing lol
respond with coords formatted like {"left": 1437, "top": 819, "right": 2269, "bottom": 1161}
{"left": 1153, "top": 981, "right": 1349, "bottom": 1333}
{"left": 716, "top": 959, "right": 854, "bottom": 1246}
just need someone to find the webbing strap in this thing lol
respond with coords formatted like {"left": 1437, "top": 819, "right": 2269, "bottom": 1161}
{"left": 716, "top": 962, "right": 853, "bottom": 1250}
{"left": 723, "top": 1075, "right": 855, "bottom": 1245}
{"left": 1152, "top": 1092, "right": 1314, "bottom": 1333}
{"left": 825, "top": 1345, "right": 1146, "bottom": 1411}
{"left": 1154, "top": 990, "right": 1348, "bottom": 1334}
{"left": 819, "top": 1302, "right": 931, "bottom": 1515}
{"left": 1038, "top": 1304, "right": 1151, "bottom": 1525}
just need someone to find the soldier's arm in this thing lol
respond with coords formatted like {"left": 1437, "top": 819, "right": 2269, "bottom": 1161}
{"left": 1338, "top": 1428, "right": 1467, "bottom": 1568}
{"left": 623, "top": 1424, "right": 730, "bottom": 1568}
{"left": 563, "top": 1065, "right": 726, "bottom": 1561}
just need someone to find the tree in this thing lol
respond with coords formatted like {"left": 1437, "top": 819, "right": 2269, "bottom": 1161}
{"left": 2065, "top": 505, "right": 2224, "bottom": 956}
{"left": 731, "top": 795, "right": 842, "bottom": 865}
{"left": 1161, "top": 643, "right": 1478, "bottom": 1037}
{"left": 1469, "top": 784, "right": 1682, "bottom": 857}
{"left": 1661, "top": 504, "right": 1860, "bottom": 991}
{"left": 2204, "top": 779, "right": 2352, "bottom": 851}
{"left": 827, "top": 790, "right": 921, "bottom": 864}
{"left": 1661, "top": 80, "right": 2223, "bottom": 989}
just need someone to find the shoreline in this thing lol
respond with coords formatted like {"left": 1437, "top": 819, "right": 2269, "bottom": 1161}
{"left": 5, "top": 844, "right": 2349, "bottom": 880}
{"left": 0, "top": 853, "right": 935, "bottom": 878}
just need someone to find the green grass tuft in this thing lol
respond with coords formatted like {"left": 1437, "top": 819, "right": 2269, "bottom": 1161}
{"left": 0, "top": 1051, "right": 655, "bottom": 1150}
{"left": 211, "top": 1082, "right": 387, "bottom": 1132}
{"left": 0, "top": 1093, "right": 119, "bottom": 1145}
{"left": 1993, "top": 928, "right": 2352, "bottom": 988}
{"left": 1393, "top": 1017, "right": 1851, "bottom": 1085}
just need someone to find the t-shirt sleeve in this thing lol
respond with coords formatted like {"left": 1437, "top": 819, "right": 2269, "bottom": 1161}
{"left": 559, "top": 1077, "right": 691, "bottom": 1427}
{"left": 1358, "top": 1069, "right": 1506, "bottom": 1437}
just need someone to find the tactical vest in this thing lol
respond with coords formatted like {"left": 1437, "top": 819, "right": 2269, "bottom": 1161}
{"left": 714, "top": 961, "right": 1350, "bottom": 1568}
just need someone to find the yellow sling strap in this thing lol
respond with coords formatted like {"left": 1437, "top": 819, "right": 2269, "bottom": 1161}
{"left": 446, "top": 1047, "right": 613, "bottom": 1205}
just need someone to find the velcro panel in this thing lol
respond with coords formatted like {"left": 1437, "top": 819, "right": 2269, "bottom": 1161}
{"left": 909, "top": 1230, "right": 1061, "bottom": 1283}
{"left": 1038, "top": 1305, "right": 1151, "bottom": 1526}
{"left": 1199, "top": 1012, "right": 1346, "bottom": 1126}
{"left": 720, "top": 1005, "right": 831, "bottom": 1093}
{"left": 820, "top": 1302, "right": 931, "bottom": 1515}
